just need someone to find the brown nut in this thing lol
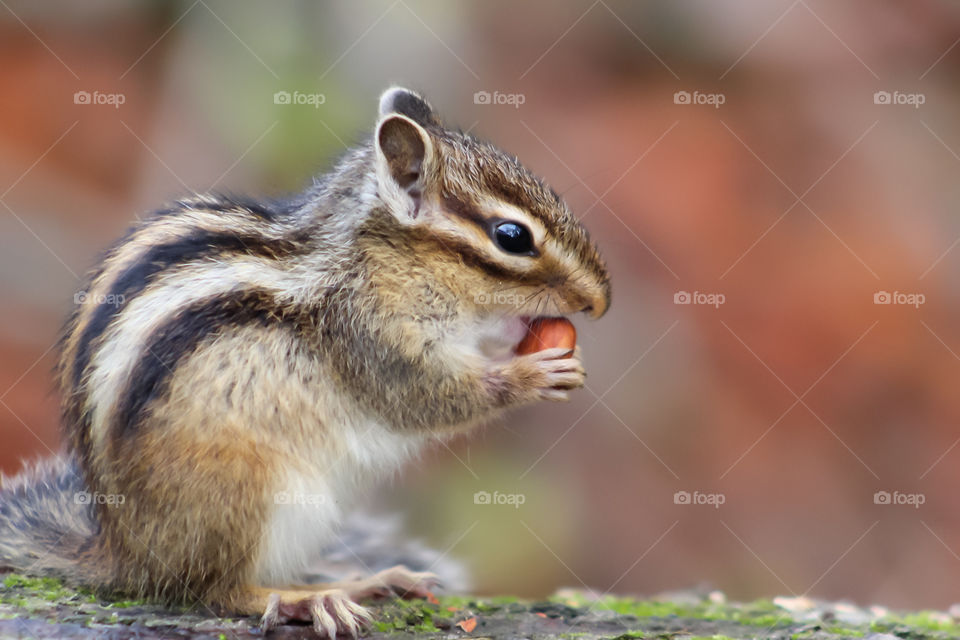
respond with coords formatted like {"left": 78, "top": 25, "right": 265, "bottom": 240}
{"left": 515, "top": 317, "right": 576, "bottom": 357}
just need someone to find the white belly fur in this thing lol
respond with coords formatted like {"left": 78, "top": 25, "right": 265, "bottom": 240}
{"left": 252, "top": 418, "right": 427, "bottom": 586}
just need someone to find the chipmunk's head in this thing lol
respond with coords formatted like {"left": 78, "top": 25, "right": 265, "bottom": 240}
{"left": 368, "top": 86, "right": 610, "bottom": 331}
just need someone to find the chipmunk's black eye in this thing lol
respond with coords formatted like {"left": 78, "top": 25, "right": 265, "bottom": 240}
{"left": 493, "top": 221, "right": 534, "bottom": 255}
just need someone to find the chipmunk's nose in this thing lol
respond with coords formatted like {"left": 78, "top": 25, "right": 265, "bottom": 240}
{"left": 596, "top": 278, "right": 612, "bottom": 318}
{"left": 557, "top": 271, "right": 610, "bottom": 318}
{"left": 579, "top": 279, "right": 610, "bottom": 319}
{"left": 583, "top": 295, "right": 607, "bottom": 319}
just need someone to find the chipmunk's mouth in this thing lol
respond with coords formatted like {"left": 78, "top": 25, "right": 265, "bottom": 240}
{"left": 473, "top": 314, "right": 576, "bottom": 362}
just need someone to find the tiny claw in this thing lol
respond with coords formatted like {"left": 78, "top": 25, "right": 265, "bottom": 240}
{"left": 402, "top": 570, "right": 442, "bottom": 599}
{"left": 344, "top": 599, "right": 374, "bottom": 635}
{"left": 327, "top": 595, "right": 356, "bottom": 639}
{"left": 312, "top": 598, "right": 339, "bottom": 640}
{"left": 260, "top": 592, "right": 281, "bottom": 631}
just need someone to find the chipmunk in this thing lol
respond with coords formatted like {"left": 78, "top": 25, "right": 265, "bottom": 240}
{"left": 0, "top": 87, "right": 610, "bottom": 636}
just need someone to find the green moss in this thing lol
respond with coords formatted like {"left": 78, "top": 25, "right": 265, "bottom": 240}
{"left": 0, "top": 594, "right": 27, "bottom": 607}
{"left": 830, "top": 627, "right": 862, "bottom": 636}
{"left": 105, "top": 599, "right": 148, "bottom": 608}
{"left": 572, "top": 595, "right": 790, "bottom": 630}
{"left": 0, "top": 573, "right": 155, "bottom": 612}
{"left": 370, "top": 594, "right": 543, "bottom": 633}
{"left": 792, "top": 627, "right": 865, "bottom": 638}
{"left": 434, "top": 594, "right": 520, "bottom": 611}
{"left": 900, "top": 611, "right": 960, "bottom": 633}
{"left": 869, "top": 610, "right": 960, "bottom": 637}
{"left": 594, "top": 598, "right": 696, "bottom": 617}
{"left": 373, "top": 597, "right": 442, "bottom": 633}
{"left": 1, "top": 574, "right": 73, "bottom": 602}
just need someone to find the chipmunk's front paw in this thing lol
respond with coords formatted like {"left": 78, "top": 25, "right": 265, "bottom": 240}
{"left": 259, "top": 588, "right": 373, "bottom": 638}
{"left": 493, "top": 347, "right": 586, "bottom": 403}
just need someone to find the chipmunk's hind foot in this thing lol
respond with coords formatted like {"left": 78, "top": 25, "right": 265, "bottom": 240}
{"left": 245, "top": 587, "right": 373, "bottom": 638}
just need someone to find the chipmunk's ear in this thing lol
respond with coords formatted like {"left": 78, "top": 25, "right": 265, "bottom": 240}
{"left": 378, "top": 86, "right": 440, "bottom": 127}
{"left": 375, "top": 112, "right": 435, "bottom": 220}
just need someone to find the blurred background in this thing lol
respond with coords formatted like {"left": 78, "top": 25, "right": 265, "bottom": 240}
{"left": 2, "top": 0, "right": 960, "bottom": 610}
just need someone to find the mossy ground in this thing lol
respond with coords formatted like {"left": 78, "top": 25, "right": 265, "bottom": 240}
{"left": 0, "top": 572, "right": 957, "bottom": 639}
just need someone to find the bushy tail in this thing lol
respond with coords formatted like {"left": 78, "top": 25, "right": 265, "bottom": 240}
{"left": 0, "top": 454, "right": 104, "bottom": 585}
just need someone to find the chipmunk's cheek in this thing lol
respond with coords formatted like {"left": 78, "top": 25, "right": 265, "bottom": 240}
{"left": 471, "top": 316, "right": 528, "bottom": 361}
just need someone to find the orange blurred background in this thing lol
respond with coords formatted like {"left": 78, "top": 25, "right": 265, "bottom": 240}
{"left": 2, "top": 0, "right": 960, "bottom": 610}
